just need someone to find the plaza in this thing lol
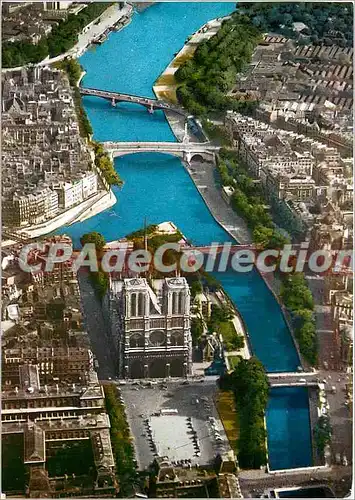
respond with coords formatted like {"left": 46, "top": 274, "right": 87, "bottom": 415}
{"left": 120, "top": 378, "right": 232, "bottom": 470}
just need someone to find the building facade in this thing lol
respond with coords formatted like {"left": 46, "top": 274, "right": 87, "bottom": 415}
{"left": 2, "top": 365, "right": 117, "bottom": 497}
{"left": 106, "top": 277, "right": 192, "bottom": 379}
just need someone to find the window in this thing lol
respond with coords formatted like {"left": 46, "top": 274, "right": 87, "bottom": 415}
{"left": 131, "top": 294, "right": 137, "bottom": 317}
{"left": 172, "top": 292, "right": 178, "bottom": 314}
{"left": 138, "top": 293, "right": 144, "bottom": 317}
{"left": 178, "top": 293, "right": 184, "bottom": 314}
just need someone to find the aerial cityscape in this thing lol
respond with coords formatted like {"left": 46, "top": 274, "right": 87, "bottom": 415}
{"left": 1, "top": 1, "right": 353, "bottom": 498}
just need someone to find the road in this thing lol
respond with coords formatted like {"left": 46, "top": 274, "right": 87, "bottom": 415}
{"left": 305, "top": 273, "right": 352, "bottom": 467}
{"left": 78, "top": 270, "right": 117, "bottom": 380}
{"left": 186, "top": 159, "right": 252, "bottom": 244}
{"left": 239, "top": 465, "right": 352, "bottom": 498}
{"left": 306, "top": 274, "right": 341, "bottom": 371}
{"left": 317, "top": 369, "right": 353, "bottom": 466}
{"left": 2, "top": 3, "right": 133, "bottom": 71}
{"left": 120, "top": 378, "right": 229, "bottom": 470}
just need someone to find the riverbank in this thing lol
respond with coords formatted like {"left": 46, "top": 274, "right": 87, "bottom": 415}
{"left": 10, "top": 189, "right": 116, "bottom": 240}
{"left": 153, "top": 15, "right": 230, "bottom": 103}
{"left": 133, "top": 2, "right": 154, "bottom": 12}
{"left": 185, "top": 160, "right": 252, "bottom": 244}
{"left": 214, "top": 288, "right": 252, "bottom": 364}
{"left": 52, "top": 2, "right": 315, "bottom": 471}
{"left": 2, "top": 3, "right": 133, "bottom": 72}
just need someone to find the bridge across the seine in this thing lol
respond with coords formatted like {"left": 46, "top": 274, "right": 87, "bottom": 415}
{"left": 79, "top": 87, "right": 187, "bottom": 116}
{"left": 102, "top": 141, "right": 220, "bottom": 162}
{"left": 267, "top": 371, "right": 320, "bottom": 388}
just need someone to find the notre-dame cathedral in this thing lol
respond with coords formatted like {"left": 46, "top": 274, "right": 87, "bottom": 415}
{"left": 105, "top": 277, "right": 192, "bottom": 378}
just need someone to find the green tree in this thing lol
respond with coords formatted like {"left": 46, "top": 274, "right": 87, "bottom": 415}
{"left": 220, "top": 357, "right": 269, "bottom": 468}
{"left": 81, "top": 231, "right": 106, "bottom": 250}
{"left": 2, "top": 3, "right": 110, "bottom": 67}
{"left": 175, "top": 11, "right": 262, "bottom": 114}
{"left": 281, "top": 274, "right": 314, "bottom": 312}
{"left": 314, "top": 415, "right": 332, "bottom": 457}
{"left": 191, "top": 280, "right": 203, "bottom": 299}
{"left": 90, "top": 270, "right": 109, "bottom": 299}
{"left": 92, "top": 141, "right": 123, "bottom": 187}
{"left": 191, "top": 317, "right": 204, "bottom": 345}
{"left": 268, "top": 230, "right": 290, "bottom": 249}
{"left": 253, "top": 225, "right": 273, "bottom": 248}
{"left": 104, "top": 384, "right": 137, "bottom": 495}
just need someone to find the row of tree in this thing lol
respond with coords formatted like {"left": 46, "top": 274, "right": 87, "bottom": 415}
{"left": 220, "top": 357, "right": 269, "bottom": 468}
{"left": 238, "top": 2, "right": 353, "bottom": 47}
{"left": 104, "top": 384, "right": 138, "bottom": 496}
{"left": 217, "top": 149, "right": 289, "bottom": 250}
{"left": 175, "top": 11, "right": 262, "bottom": 115}
{"left": 2, "top": 2, "right": 110, "bottom": 67}
{"left": 216, "top": 149, "right": 318, "bottom": 366}
{"left": 313, "top": 415, "right": 332, "bottom": 459}
{"left": 57, "top": 59, "right": 122, "bottom": 188}
{"left": 57, "top": 58, "right": 94, "bottom": 138}
{"left": 281, "top": 273, "right": 317, "bottom": 365}
{"left": 80, "top": 232, "right": 109, "bottom": 300}
{"left": 92, "top": 142, "right": 123, "bottom": 187}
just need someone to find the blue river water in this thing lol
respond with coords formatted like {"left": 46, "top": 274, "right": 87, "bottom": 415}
{"left": 266, "top": 388, "right": 313, "bottom": 470}
{"left": 59, "top": 2, "right": 313, "bottom": 470}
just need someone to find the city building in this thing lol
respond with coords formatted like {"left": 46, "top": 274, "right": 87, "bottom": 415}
{"left": 1, "top": 237, "right": 118, "bottom": 497}
{"left": 148, "top": 456, "right": 241, "bottom": 498}
{"left": 231, "top": 35, "right": 353, "bottom": 118}
{"left": 1, "top": 67, "right": 100, "bottom": 229}
{"left": 2, "top": 1, "right": 85, "bottom": 43}
{"left": 105, "top": 277, "right": 192, "bottom": 378}
{"left": 225, "top": 111, "right": 353, "bottom": 238}
{"left": 2, "top": 365, "right": 117, "bottom": 497}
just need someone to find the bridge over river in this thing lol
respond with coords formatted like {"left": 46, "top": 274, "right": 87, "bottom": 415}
{"left": 267, "top": 371, "right": 320, "bottom": 388}
{"left": 79, "top": 87, "right": 187, "bottom": 116}
{"left": 102, "top": 141, "right": 220, "bottom": 162}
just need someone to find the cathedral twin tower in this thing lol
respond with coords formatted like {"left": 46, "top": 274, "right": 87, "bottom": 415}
{"left": 105, "top": 277, "right": 193, "bottom": 379}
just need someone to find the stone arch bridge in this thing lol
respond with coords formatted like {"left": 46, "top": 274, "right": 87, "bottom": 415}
{"left": 102, "top": 141, "right": 220, "bottom": 163}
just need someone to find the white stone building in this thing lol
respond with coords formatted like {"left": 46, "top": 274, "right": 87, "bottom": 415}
{"left": 105, "top": 277, "right": 192, "bottom": 379}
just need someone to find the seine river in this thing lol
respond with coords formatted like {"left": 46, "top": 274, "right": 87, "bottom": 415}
{"left": 60, "top": 3, "right": 313, "bottom": 470}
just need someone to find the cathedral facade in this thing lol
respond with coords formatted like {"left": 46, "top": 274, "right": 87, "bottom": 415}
{"left": 106, "top": 277, "right": 192, "bottom": 379}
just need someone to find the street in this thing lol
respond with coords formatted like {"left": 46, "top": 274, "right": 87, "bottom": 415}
{"left": 305, "top": 274, "right": 353, "bottom": 468}
{"left": 239, "top": 465, "right": 352, "bottom": 498}
{"left": 186, "top": 159, "right": 252, "bottom": 244}
{"left": 78, "top": 270, "right": 117, "bottom": 380}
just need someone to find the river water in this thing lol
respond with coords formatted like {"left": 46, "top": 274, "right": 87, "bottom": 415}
{"left": 59, "top": 2, "right": 312, "bottom": 470}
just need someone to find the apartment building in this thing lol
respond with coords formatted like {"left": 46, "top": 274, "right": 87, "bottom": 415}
{"left": 1, "top": 67, "right": 99, "bottom": 229}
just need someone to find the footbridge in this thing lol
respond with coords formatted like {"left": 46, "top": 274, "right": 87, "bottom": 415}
{"left": 102, "top": 141, "right": 220, "bottom": 162}
{"left": 79, "top": 87, "right": 187, "bottom": 116}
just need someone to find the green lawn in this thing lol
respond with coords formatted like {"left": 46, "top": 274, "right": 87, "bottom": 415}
{"left": 215, "top": 390, "right": 239, "bottom": 453}
{"left": 227, "top": 355, "right": 241, "bottom": 369}
{"left": 218, "top": 321, "right": 244, "bottom": 351}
